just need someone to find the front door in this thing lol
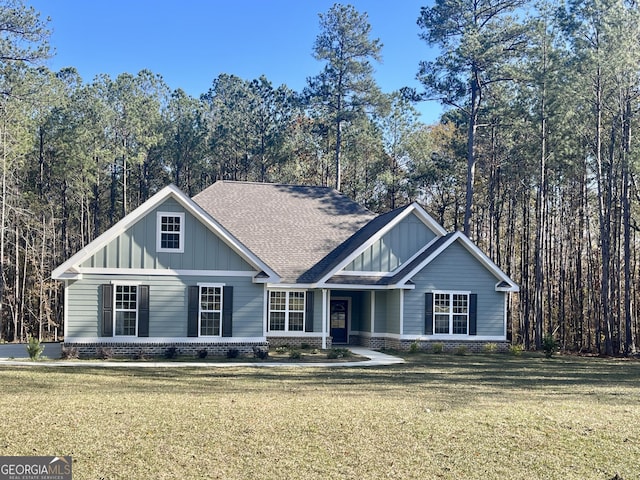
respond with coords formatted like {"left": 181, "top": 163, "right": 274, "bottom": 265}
{"left": 330, "top": 299, "right": 349, "bottom": 344}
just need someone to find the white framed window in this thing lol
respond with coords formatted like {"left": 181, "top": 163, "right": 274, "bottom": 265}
{"left": 199, "top": 285, "right": 223, "bottom": 337}
{"left": 114, "top": 285, "right": 138, "bottom": 336}
{"left": 268, "top": 290, "right": 305, "bottom": 332}
{"left": 433, "top": 292, "right": 469, "bottom": 335}
{"left": 157, "top": 212, "right": 185, "bottom": 253}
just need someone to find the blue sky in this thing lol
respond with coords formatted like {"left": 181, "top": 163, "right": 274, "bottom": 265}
{"left": 29, "top": 0, "right": 442, "bottom": 123}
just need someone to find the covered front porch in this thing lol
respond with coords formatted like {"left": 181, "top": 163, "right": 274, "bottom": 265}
{"left": 264, "top": 287, "right": 406, "bottom": 351}
{"left": 321, "top": 288, "right": 402, "bottom": 350}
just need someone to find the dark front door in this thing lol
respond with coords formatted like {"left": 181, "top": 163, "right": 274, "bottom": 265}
{"left": 330, "top": 299, "right": 348, "bottom": 344}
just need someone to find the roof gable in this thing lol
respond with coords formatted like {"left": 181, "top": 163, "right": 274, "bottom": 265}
{"left": 193, "top": 181, "right": 376, "bottom": 282}
{"left": 52, "top": 184, "right": 278, "bottom": 280}
{"left": 390, "top": 231, "right": 519, "bottom": 292}
{"left": 311, "top": 203, "right": 448, "bottom": 285}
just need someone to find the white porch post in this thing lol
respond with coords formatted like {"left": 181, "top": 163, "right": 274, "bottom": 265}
{"left": 63, "top": 280, "right": 69, "bottom": 341}
{"left": 321, "top": 289, "right": 328, "bottom": 349}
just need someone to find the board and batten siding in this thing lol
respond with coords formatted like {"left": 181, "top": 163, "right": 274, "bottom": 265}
{"left": 403, "top": 241, "right": 505, "bottom": 337}
{"left": 66, "top": 274, "right": 264, "bottom": 338}
{"left": 344, "top": 212, "right": 437, "bottom": 273}
{"left": 80, "top": 199, "right": 254, "bottom": 272}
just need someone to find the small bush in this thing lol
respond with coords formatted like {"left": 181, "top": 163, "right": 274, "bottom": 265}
{"left": 430, "top": 342, "right": 444, "bottom": 354}
{"left": 327, "top": 348, "right": 351, "bottom": 359}
{"left": 253, "top": 346, "right": 268, "bottom": 360}
{"left": 300, "top": 343, "right": 311, "bottom": 350}
{"left": 409, "top": 341, "right": 420, "bottom": 354}
{"left": 454, "top": 345, "right": 468, "bottom": 356}
{"left": 226, "top": 348, "right": 239, "bottom": 359}
{"left": 289, "top": 350, "right": 302, "bottom": 359}
{"left": 274, "top": 346, "right": 288, "bottom": 353}
{"left": 198, "top": 349, "right": 208, "bottom": 359}
{"left": 96, "top": 347, "right": 113, "bottom": 360}
{"left": 61, "top": 346, "right": 79, "bottom": 359}
{"left": 482, "top": 342, "right": 498, "bottom": 354}
{"left": 27, "top": 337, "right": 45, "bottom": 361}
{"left": 509, "top": 344, "right": 524, "bottom": 356}
{"left": 164, "top": 347, "right": 178, "bottom": 359}
{"left": 542, "top": 334, "right": 557, "bottom": 358}
{"left": 133, "top": 350, "right": 149, "bottom": 361}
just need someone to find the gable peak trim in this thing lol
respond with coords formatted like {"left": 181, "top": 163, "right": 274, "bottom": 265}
{"left": 316, "top": 202, "right": 446, "bottom": 284}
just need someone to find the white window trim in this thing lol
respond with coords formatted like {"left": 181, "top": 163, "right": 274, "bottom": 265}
{"left": 432, "top": 290, "right": 470, "bottom": 336}
{"left": 198, "top": 283, "right": 224, "bottom": 337}
{"left": 156, "top": 211, "right": 185, "bottom": 253}
{"left": 113, "top": 284, "right": 138, "bottom": 338}
{"left": 268, "top": 290, "right": 306, "bottom": 332}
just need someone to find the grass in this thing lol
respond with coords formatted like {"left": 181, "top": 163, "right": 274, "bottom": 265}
{"left": 0, "top": 353, "right": 639, "bottom": 479}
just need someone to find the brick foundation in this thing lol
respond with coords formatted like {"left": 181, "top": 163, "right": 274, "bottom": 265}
{"left": 267, "top": 336, "right": 332, "bottom": 349}
{"left": 63, "top": 341, "right": 269, "bottom": 359}
{"left": 348, "top": 335, "right": 508, "bottom": 353}
{"left": 398, "top": 339, "right": 510, "bottom": 353}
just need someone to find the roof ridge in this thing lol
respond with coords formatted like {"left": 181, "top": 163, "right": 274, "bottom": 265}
{"left": 217, "top": 179, "right": 333, "bottom": 190}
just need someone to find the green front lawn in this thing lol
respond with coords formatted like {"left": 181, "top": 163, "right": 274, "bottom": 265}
{"left": 1, "top": 353, "right": 638, "bottom": 479}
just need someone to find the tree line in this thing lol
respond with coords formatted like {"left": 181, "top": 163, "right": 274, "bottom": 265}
{"left": 1, "top": 0, "right": 639, "bottom": 355}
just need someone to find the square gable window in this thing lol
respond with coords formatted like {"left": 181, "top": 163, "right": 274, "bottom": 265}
{"left": 157, "top": 212, "right": 185, "bottom": 253}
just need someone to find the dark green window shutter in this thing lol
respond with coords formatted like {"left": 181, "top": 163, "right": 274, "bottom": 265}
{"left": 305, "top": 291, "right": 314, "bottom": 332}
{"left": 424, "top": 292, "right": 433, "bottom": 335}
{"left": 222, "top": 286, "right": 233, "bottom": 337}
{"left": 469, "top": 293, "right": 478, "bottom": 336}
{"left": 138, "top": 285, "right": 150, "bottom": 337}
{"left": 101, "top": 284, "right": 113, "bottom": 337}
{"left": 187, "top": 286, "right": 199, "bottom": 337}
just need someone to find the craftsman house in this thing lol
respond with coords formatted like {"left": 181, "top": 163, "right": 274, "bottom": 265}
{"left": 52, "top": 181, "right": 519, "bottom": 357}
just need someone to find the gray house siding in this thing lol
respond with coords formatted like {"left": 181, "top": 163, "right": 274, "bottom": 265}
{"left": 344, "top": 212, "right": 437, "bottom": 273}
{"left": 403, "top": 241, "right": 505, "bottom": 337}
{"left": 309, "top": 289, "right": 323, "bottom": 333}
{"left": 81, "top": 199, "right": 253, "bottom": 272}
{"left": 386, "top": 290, "right": 401, "bottom": 334}
{"left": 374, "top": 290, "right": 388, "bottom": 333}
{"left": 66, "top": 274, "right": 263, "bottom": 339}
{"left": 360, "top": 291, "right": 372, "bottom": 333}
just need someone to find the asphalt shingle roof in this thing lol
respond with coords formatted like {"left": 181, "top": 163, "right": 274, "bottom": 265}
{"left": 192, "top": 181, "right": 376, "bottom": 283}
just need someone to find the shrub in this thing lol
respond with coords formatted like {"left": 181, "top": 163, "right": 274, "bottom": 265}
{"left": 133, "top": 350, "right": 149, "bottom": 361}
{"left": 300, "top": 343, "right": 311, "bottom": 350}
{"left": 327, "top": 348, "right": 351, "bottom": 359}
{"left": 509, "top": 344, "right": 524, "bottom": 356}
{"left": 430, "top": 342, "right": 444, "bottom": 354}
{"left": 26, "top": 337, "right": 45, "bottom": 361}
{"left": 96, "top": 347, "right": 113, "bottom": 360}
{"left": 253, "top": 346, "right": 268, "bottom": 360}
{"left": 289, "top": 350, "right": 302, "bottom": 359}
{"left": 454, "top": 345, "right": 468, "bottom": 356}
{"left": 409, "top": 341, "right": 420, "bottom": 354}
{"left": 275, "top": 346, "right": 288, "bottom": 353}
{"left": 482, "top": 342, "right": 498, "bottom": 354}
{"left": 61, "top": 346, "right": 79, "bottom": 360}
{"left": 198, "top": 349, "right": 208, "bottom": 359}
{"left": 164, "top": 347, "right": 178, "bottom": 359}
{"left": 542, "top": 334, "right": 557, "bottom": 358}
{"left": 226, "top": 348, "right": 239, "bottom": 359}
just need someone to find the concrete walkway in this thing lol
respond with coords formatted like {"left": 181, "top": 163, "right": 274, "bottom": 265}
{"left": 0, "top": 347, "right": 404, "bottom": 368}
